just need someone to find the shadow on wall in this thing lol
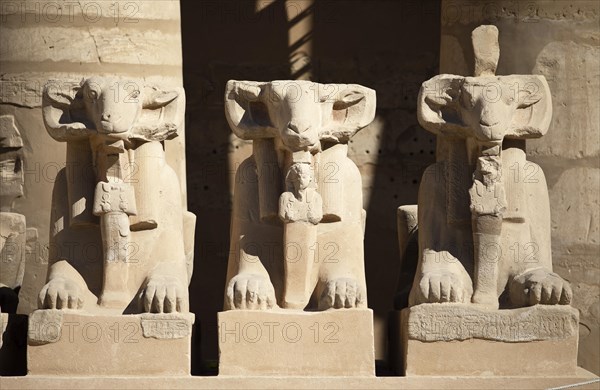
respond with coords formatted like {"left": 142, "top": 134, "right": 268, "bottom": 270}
{"left": 181, "top": 0, "right": 441, "bottom": 373}
{"left": 181, "top": 0, "right": 291, "bottom": 374}
{"left": 310, "top": 0, "right": 441, "bottom": 366}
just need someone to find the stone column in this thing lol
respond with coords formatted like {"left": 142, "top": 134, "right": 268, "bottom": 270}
{"left": 0, "top": 0, "right": 188, "bottom": 314}
{"left": 439, "top": 0, "right": 600, "bottom": 375}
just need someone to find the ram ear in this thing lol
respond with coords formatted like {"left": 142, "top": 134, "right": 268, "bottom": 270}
{"left": 133, "top": 84, "right": 184, "bottom": 142}
{"left": 42, "top": 82, "right": 93, "bottom": 141}
{"left": 143, "top": 86, "right": 179, "bottom": 109}
{"left": 45, "top": 86, "right": 77, "bottom": 107}
{"left": 506, "top": 75, "right": 552, "bottom": 139}
{"left": 320, "top": 84, "right": 376, "bottom": 143}
{"left": 417, "top": 75, "right": 469, "bottom": 136}
{"left": 224, "top": 80, "right": 275, "bottom": 140}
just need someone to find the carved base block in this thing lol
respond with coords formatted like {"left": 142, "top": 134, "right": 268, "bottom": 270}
{"left": 218, "top": 309, "right": 375, "bottom": 376}
{"left": 27, "top": 310, "right": 195, "bottom": 376}
{"left": 398, "top": 304, "right": 579, "bottom": 376}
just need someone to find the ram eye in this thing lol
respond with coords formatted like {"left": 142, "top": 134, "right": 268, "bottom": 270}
{"left": 334, "top": 92, "right": 364, "bottom": 109}
{"left": 130, "top": 90, "right": 140, "bottom": 99}
{"left": 319, "top": 94, "right": 332, "bottom": 103}
{"left": 88, "top": 89, "right": 99, "bottom": 100}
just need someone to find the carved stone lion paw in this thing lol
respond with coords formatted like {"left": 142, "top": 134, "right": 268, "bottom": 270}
{"left": 509, "top": 268, "right": 572, "bottom": 306}
{"left": 139, "top": 275, "right": 189, "bottom": 313}
{"left": 38, "top": 277, "right": 83, "bottom": 310}
{"left": 226, "top": 274, "right": 277, "bottom": 310}
{"left": 318, "top": 277, "right": 366, "bottom": 310}
{"left": 415, "top": 271, "right": 473, "bottom": 304}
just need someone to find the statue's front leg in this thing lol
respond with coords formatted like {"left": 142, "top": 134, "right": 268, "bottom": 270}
{"left": 509, "top": 268, "right": 572, "bottom": 306}
{"left": 410, "top": 249, "right": 473, "bottom": 305}
{"left": 224, "top": 222, "right": 278, "bottom": 310}
{"left": 317, "top": 222, "right": 367, "bottom": 310}
{"left": 138, "top": 263, "right": 189, "bottom": 313}
{"left": 38, "top": 260, "right": 88, "bottom": 310}
{"left": 137, "top": 216, "right": 190, "bottom": 313}
{"left": 226, "top": 273, "right": 277, "bottom": 310}
{"left": 225, "top": 155, "right": 280, "bottom": 311}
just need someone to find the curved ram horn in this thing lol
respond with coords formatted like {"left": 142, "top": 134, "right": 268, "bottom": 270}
{"left": 417, "top": 74, "right": 470, "bottom": 138}
{"left": 505, "top": 75, "right": 552, "bottom": 139}
{"left": 224, "top": 80, "right": 276, "bottom": 140}
{"left": 42, "top": 82, "right": 94, "bottom": 142}
{"left": 319, "top": 84, "right": 376, "bottom": 143}
{"left": 132, "top": 84, "right": 184, "bottom": 142}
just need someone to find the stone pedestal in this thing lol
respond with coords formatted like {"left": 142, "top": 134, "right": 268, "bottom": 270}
{"left": 28, "top": 310, "right": 194, "bottom": 376}
{"left": 2, "top": 369, "right": 599, "bottom": 389}
{"left": 398, "top": 303, "right": 579, "bottom": 376}
{"left": 218, "top": 309, "right": 375, "bottom": 376}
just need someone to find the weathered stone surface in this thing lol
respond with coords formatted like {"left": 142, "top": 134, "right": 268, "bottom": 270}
{"left": 88, "top": 27, "right": 182, "bottom": 66}
{"left": 0, "top": 27, "right": 99, "bottom": 63}
{"left": 399, "top": 304, "right": 580, "bottom": 376}
{"left": 218, "top": 309, "right": 375, "bottom": 376}
{"left": 472, "top": 25, "right": 499, "bottom": 77}
{"left": 0, "top": 213, "right": 26, "bottom": 290}
{"left": 405, "top": 303, "right": 579, "bottom": 342}
{"left": 0, "top": 115, "right": 23, "bottom": 148}
{"left": 530, "top": 41, "right": 600, "bottom": 159}
{"left": 0, "top": 114, "right": 24, "bottom": 213}
{"left": 549, "top": 167, "right": 599, "bottom": 247}
{"left": 550, "top": 166, "right": 600, "bottom": 374}
{"left": 1, "top": 24, "right": 178, "bottom": 68}
{"left": 28, "top": 311, "right": 194, "bottom": 375}
{"left": 140, "top": 313, "right": 193, "bottom": 339}
{"left": 28, "top": 309, "right": 63, "bottom": 344}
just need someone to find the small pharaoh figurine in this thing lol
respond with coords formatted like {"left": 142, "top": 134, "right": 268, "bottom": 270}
{"left": 279, "top": 162, "right": 323, "bottom": 225}
{"left": 278, "top": 162, "right": 323, "bottom": 309}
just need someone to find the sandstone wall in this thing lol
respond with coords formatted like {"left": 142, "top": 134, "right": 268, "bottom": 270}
{"left": 439, "top": 0, "right": 600, "bottom": 374}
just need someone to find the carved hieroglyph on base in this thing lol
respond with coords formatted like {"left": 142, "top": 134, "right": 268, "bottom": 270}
{"left": 27, "top": 77, "right": 196, "bottom": 376}
{"left": 219, "top": 80, "right": 376, "bottom": 376}
{"left": 397, "top": 26, "right": 579, "bottom": 376}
